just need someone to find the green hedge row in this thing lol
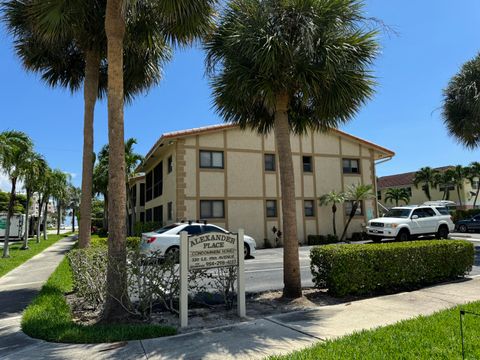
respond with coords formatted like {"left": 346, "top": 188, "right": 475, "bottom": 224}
{"left": 91, "top": 236, "right": 141, "bottom": 250}
{"left": 310, "top": 240, "right": 474, "bottom": 297}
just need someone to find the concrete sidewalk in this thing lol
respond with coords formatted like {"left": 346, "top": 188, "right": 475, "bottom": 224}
{"left": 2, "top": 275, "right": 479, "bottom": 359}
{"left": 0, "top": 234, "right": 77, "bottom": 358}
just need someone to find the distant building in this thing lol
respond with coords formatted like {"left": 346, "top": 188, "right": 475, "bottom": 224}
{"left": 377, "top": 167, "right": 478, "bottom": 209}
{"left": 131, "top": 124, "right": 393, "bottom": 246}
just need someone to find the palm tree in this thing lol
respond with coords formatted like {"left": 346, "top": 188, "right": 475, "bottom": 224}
{"left": 318, "top": 191, "right": 345, "bottom": 236}
{"left": 93, "top": 146, "right": 109, "bottom": 230}
{"left": 67, "top": 186, "right": 81, "bottom": 233}
{"left": 3, "top": 0, "right": 170, "bottom": 249}
{"left": 467, "top": 162, "right": 480, "bottom": 208}
{"left": 434, "top": 170, "right": 453, "bottom": 200}
{"left": 413, "top": 167, "right": 438, "bottom": 201}
{"left": 0, "top": 131, "right": 33, "bottom": 258}
{"left": 450, "top": 165, "right": 466, "bottom": 207}
{"left": 340, "top": 184, "right": 375, "bottom": 242}
{"left": 20, "top": 152, "right": 47, "bottom": 250}
{"left": 50, "top": 170, "right": 70, "bottom": 235}
{"left": 124, "top": 139, "right": 143, "bottom": 235}
{"left": 204, "top": 0, "right": 378, "bottom": 298}
{"left": 384, "top": 188, "right": 410, "bottom": 207}
{"left": 102, "top": 0, "right": 216, "bottom": 322}
{"left": 35, "top": 166, "right": 52, "bottom": 242}
{"left": 442, "top": 53, "right": 480, "bottom": 149}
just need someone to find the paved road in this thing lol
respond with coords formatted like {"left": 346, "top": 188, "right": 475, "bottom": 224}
{"left": 246, "top": 236, "right": 480, "bottom": 292}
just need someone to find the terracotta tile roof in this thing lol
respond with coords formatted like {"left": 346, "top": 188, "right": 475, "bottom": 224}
{"left": 144, "top": 123, "right": 395, "bottom": 163}
{"left": 378, "top": 166, "right": 453, "bottom": 189}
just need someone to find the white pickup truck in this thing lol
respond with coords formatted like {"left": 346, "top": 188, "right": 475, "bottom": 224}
{"left": 366, "top": 205, "right": 454, "bottom": 242}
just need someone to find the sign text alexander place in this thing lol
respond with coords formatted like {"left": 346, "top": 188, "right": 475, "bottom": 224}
{"left": 188, "top": 232, "right": 238, "bottom": 270}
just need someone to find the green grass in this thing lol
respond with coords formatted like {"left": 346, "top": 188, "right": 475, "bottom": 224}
{"left": 21, "top": 256, "right": 176, "bottom": 343}
{"left": 270, "top": 301, "right": 480, "bottom": 359}
{"left": 0, "top": 233, "right": 73, "bottom": 278}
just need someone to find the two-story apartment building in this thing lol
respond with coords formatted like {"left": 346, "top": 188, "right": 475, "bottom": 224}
{"left": 135, "top": 124, "right": 394, "bottom": 246}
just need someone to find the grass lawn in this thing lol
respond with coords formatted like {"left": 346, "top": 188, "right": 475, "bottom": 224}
{"left": 0, "top": 233, "right": 73, "bottom": 278}
{"left": 270, "top": 301, "right": 480, "bottom": 359}
{"left": 21, "top": 256, "right": 176, "bottom": 343}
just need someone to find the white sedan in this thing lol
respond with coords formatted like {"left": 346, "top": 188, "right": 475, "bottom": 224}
{"left": 140, "top": 222, "right": 257, "bottom": 259}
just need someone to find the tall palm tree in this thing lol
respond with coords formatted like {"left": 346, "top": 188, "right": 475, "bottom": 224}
{"left": 34, "top": 166, "right": 52, "bottom": 242}
{"left": 467, "top": 162, "right": 480, "bottom": 208}
{"left": 413, "top": 167, "right": 438, "bottom": 201}
{"left": 50, "top": 170, "right": 70, "bottom": 235}
{"left": 442, "top": 53, "right": 480, "bottom": 149}
{"left": 103, "top": 0, "right": 216, "bottom": 321}
{"left": 0, "top": 131, "right": 33, "bottom": 258}
{"left": 124, "top": 138, "right": 143, "bottom": 235}
{"left": 340, "top": 184, "right": 375, "bottom": 242}
{"left": 67, "top": 186, "right": 81, "bottom": 233}
{"left": 3, "top": 0, "right": 170, "bottom": 249}
{"left": 318, "top": 191, "right": 345, "bottom": 236}
{"left": 20, "top": 151, "right": 47, "bottom": 250}
{"left": 204, "top": 0, "right": 378, "bottom": 298}
{"left": 434, "top": 170, "right": 453, "bottom": 200}
{"left": 384, "top": 188, "right": 410, "bottom": 207}
{"left": 450, "top": 165, "right": 466, "bottom": 207}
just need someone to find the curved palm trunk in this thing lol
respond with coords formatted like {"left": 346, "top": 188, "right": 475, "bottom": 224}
{"left": 102, "top": 0, "right": 130, "bottom": 322}
{"left": 425, "top": 185, "right": 431, "bottom": 201}
{"left": 340, "top": 202, "right": 358, "bottom": 242}
{"left": 332, "top": 205, "right": 337, "bottom": 236}
{"left": 274, "top": 94, "right": 302, "bottom": 299}
{"left": 79, "top": 51, "right": 101, "bottom": 249}
{"left": 43, "top": 201, "right": 48, "bottom": 240}
{"left": 3, "top": 178, "right": 17, "bottom": 258}
{"left": 21, "top": 189, "right": 31, "bottom": 250}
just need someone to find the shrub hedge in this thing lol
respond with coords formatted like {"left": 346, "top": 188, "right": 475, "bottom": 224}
{"left": 310, "top": 240, "right": 474, "bottom": 297}
{"left": 90, "top": 236, "right": 141, "bottom": 250}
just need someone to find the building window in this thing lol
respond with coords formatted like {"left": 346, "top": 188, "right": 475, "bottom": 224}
{"left": 168, "top": 156, "right": 173, "bottom": 173}
{"left": 153, "top": 161, "right": 163, "bottom": 198}
{"left": 200, "top": 200, "right": 225, "bottom": 218}
{"left": 167, "top": 202, "right": 173, "bottom": 221}
{"left": 377, "top": 190, "right": 382, "bottom": 200}
{"left": 303, "top": 156, "right": 312, "bottom": 172}
{"left": 140, "top": 212, "right": 145, "bottom": 223}
{"left": 200, "top": 150, "right": 224, "bottom": 169}
{"left": 146, "top": 208, "right": 152, "bottom": 222}
{"left": 146, "top": 171, "right": 153, "bottom": 202}
{"left": 264, "top": 154, "right": 276, "bottom": 171}
{"left": 266, "top": 200, "right": 277, "bottom": 218}
{"left": 153, "top": 205, "right": 163, "bottom": 223}
{"left": 343, "top": 159, "right": 360, "bottom": 174}
{"left": 345, "top": 201, "right": 363, "bottom": 216}
{"left": 140, "top": 183, "right": 145, "bottom": 206}
{"left": 304, "top": 200, "right": 315, "bottom": 217}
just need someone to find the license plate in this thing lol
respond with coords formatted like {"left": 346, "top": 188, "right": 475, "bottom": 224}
{"left": 370, "top": 230, "right": 383, "bottom": 234}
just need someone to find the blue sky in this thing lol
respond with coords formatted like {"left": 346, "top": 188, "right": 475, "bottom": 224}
{"left": 1, "top": 0, "right": 480, "bottom": 191}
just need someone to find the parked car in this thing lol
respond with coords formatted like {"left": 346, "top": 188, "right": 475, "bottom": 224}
{"left": 366, "top": 205, "right": 454, "bottom": 242}
{"left": 141, "top": 222, "right": 257, "bottom": 259}
{"left": 455, "top": 214, "right": 480, "bottom": 233}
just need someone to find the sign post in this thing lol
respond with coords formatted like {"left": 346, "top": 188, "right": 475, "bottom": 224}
{"left": 179, "top": 228, "right": 246, "bottom": 328}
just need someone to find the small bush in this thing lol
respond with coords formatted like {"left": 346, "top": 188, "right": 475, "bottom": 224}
{"left": 90, "top": 236, "right": 140, "bottom": 250}
{"left": 308, "top": 234, "right": 339, "bottom": 245}
{"left": 310, "top": 240, "right": 474, "bottom": 297}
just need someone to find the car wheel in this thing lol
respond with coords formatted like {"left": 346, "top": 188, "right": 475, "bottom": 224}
{"left": 458, "top": 224, "right": 468, "bottom": 233}
{"left": 165, "top": 246, "right": 180, "bottom": 262}
{"left": 396, "top": 229, "right": 410, "bottom": 242}
{"left": 244, "top": 243, "right": 250, "bottom": 259}
{"left": 437, "top": 225, "right": 449, "bottom": 240}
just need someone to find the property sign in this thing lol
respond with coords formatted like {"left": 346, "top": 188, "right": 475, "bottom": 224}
{"left": 0, "top": 218, "right": 5, "bottom": 230}
{"left": 188, "top": 233, "right": 238, "bottom": 270}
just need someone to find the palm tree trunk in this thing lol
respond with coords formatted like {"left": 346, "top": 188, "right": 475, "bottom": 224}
{"left": 332, "top": 205, "right": 337, "bottom": 236}
{"left": 43, "top": 200, "right": 48, "bottom": 240}
{"left": 36, "top": 196, "right": 42, "bottom": 243}
{"left": 340, "top": 203, "right": 358, "bottom": 242}
{"left": 79, "top": 50, "right": 101, "bottom": 249}
{"left": 56, "top": 203, "right": 61, "bottom": 235}
{"left": 457, "top": 186, "right": 463, "bottom": 207}
{"left": 3, "top": 178, "right": 17, "bottom": 258}
{"left": 21, "top": 190, "right": 31, "bottom": 250}
{"left": 425, "top": 185, "right": 431, "bottom": 201}
{"left": 274, "top": 93, "right": 302, "bottom": 299}
{"left": 72, "top": 209, "right": 75, "bottom": 233}
{"left": 102, "top": 0, "right": 129, "bottom": 322}
{"left": 474, "top": 187, "right": 480, "bottom": 208}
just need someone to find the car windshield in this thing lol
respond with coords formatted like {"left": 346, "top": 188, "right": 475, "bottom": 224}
{"left": 154, "top": 224, "right": 179, "bottom": 234}
{"left": 383, "top": 208, "right": 411, "bottom": 218}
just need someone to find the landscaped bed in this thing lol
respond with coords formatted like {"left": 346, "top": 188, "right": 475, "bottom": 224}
{"left": 0, "top": 233, "right": 73, "bottom": 278}
{"left": 269, "top": 300, "right": 480, "bottom": 359}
